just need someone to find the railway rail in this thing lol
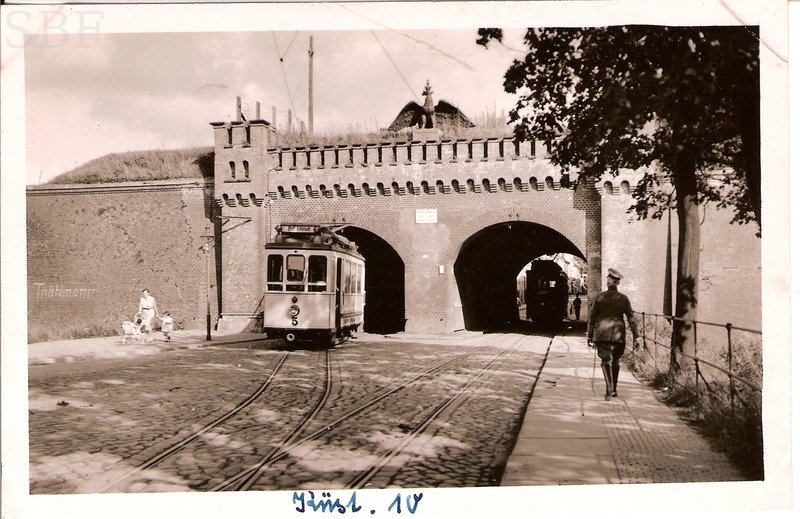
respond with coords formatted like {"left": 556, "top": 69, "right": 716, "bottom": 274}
{"left": 211, "top": 341, "right": 500, "bottom": 491}
{"left": 346, "top": 335, "right": 529, "bottom": 489}
{"left": 97, "top": 351, "right": 300, "bottom": 492}
{"left": 36, "top": 333, "right": 549, "bottom": 494}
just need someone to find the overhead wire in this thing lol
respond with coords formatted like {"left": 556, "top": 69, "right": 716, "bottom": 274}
{"left": 371, "top": 30, "right": 422, "bottom": 105}
{"left": 279, "top": 30, "right": 300, "bottom": 61}
{"left": 341, "top": 4, "right": 475, "bottom": 71}
{"left": 272, "top": 32, "right": 297, "bottom": 117}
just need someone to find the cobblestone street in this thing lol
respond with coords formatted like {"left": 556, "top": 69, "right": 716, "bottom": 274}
{"left": 28, "top": 332, "right": 551, "bottom": 493}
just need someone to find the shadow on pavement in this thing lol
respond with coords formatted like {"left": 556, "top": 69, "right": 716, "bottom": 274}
{"left": 481, "top": 318, "right": 587, "bottom": 338}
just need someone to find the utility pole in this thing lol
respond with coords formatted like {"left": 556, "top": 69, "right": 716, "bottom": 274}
{"left": 308, "top": 35, "right": 314, "bottom": 135}
{"left": 202, "top": 226, "right": 214, "bottom": 341}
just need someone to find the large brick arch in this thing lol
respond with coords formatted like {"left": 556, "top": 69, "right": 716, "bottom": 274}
{"left": 265, "top": 200, "right": 411, "bottom": 267}
{"left": 335, "top": 215, "right": 410, "bottom": 267}
{"left": 450, "top": 217, "right": 585, "bottom": 331}
{"left": 338, "top": 225, "right": 406, "bottom": 334}
{"left": 442, "top": 205, "right": 587, "bottom": 263}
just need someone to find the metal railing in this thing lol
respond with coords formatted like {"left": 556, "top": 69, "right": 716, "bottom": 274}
{"left": 631, "top": 312, "right": 762, "bottom": 417}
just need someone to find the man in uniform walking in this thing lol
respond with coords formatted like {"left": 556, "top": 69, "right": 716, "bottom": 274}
{"left": 587, "top": 269, "right": 643, "bottom": 400}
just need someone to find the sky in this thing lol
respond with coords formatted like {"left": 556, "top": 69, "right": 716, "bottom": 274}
{"left": 24, "top": 27, "right": 527, "bottom": 184}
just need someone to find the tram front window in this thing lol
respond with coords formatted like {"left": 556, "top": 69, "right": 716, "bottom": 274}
{"left": 286, "top": 254, "right": 306, "bottom": 291}
{"left": 308, "top": 255, "right": 327, "bottom": 292}
{"left": 267, "top": 254, "right": 283, "bottom": 291}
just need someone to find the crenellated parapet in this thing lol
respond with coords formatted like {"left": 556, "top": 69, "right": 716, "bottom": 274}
{"left": 214, "top": 171, "right": 584, "bottom": 208}
{"left": 269, "top": 138, "right": 538, "bottom": 171}
{"left": 210, "top": 117, "right": 668, "bottom": 208}
{"left": 595, "top": 170, "right": 669, "bottom": 196}
{"left": 210, "top": 119, "right": 583, "bottom": 207}
{"left": 212, "top": 168, "right": 656, "bottom": 208}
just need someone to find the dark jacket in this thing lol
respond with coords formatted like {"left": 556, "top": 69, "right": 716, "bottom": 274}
{"left": 587, "top": 286, "right": 639, "bottom": 344}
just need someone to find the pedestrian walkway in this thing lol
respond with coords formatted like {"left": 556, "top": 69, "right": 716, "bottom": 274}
{"left": 28, "top": 329, "right": 266, "bottom": 365}
{"left": 501, "top": 335, "right": 745, "bottom": 485}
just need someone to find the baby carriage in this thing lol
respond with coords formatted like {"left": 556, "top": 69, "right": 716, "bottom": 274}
{"left": 121, "top": 314, "right": 145, "bottom": 344}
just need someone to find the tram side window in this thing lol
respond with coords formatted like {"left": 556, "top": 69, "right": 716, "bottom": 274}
{"left": 308, "top": 255, "right": 327, "bottom": 292}
{"left": 344, "top": 260, "right": 353, "bottom": 294}
{"left": 267, "top": 255, "right": 283, "bottom": 291}
{"left": 286, "top": 254, "right": 305, "bottom": 292}
{"left": 356, "top": 264, "right": 362, "bottom": 293}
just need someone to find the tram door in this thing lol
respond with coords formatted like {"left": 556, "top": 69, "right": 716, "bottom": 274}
{"left": 335, "top": 258, "right": 343, "bottom": 333}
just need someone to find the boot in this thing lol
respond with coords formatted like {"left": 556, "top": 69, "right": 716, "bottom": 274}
{"left": 601, "top": 364, "right": 614, "bottom": 401}
{"left": 611, "top": 365, "right": 620, "bottom": 398}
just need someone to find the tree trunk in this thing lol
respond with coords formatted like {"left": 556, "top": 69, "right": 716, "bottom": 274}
{"left": 670, "top": 157, "right": 701, "bottom": 373}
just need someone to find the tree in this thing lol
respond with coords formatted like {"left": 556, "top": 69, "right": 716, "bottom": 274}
{"left": 479, "top": 26, "right": 760, "bottom": 371}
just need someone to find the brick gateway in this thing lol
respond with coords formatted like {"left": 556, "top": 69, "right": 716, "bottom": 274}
{"left": 211, "top": 119, "right": 672, "bottom": 335}
{"left": 25, "top": 120, "right": 760, "bottom": 339}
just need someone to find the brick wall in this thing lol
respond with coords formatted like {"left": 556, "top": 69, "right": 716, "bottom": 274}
{"left": 27, "top": 127, "right": 762, "bottom": 339}
{"left": 600, "top": 175, "right": 762, "bottom": 330}
{"left": 26, "top": 180, "right": 217, "bottom": 341}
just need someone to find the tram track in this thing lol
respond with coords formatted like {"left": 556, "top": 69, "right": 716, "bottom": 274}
{"left": 210, "top": 342, "right": 493, "bottom": 491}
{"left": 97, "top": 350, "right": 301, "bottom": 492}
{"left": 95, "top": 341, "right": 476, "bottom": 493}
{"left": 215, "top": 335, "right": 525, "bottom": 491}
{"left": 346, "top": 335, "right": 528, "bottom": 489}
{"left": 210, "top": 348, "right": 335, "bottom": 491}
{"left": 95, "top": 333, "right": 538, "bottom": 493}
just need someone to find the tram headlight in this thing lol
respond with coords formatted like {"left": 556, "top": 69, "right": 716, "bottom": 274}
{"left": 288, "top": 304, "right": 301, "bottom": 318}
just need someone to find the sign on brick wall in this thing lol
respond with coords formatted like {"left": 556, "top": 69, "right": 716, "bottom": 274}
{"left": 415, "top": 209, "right": 438, "bottom": 224}
{"left": 28, "top": 282, "right": 100, "bottom": 306}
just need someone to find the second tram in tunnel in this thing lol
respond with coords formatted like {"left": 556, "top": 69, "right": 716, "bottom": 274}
{"left": 524, "top": 260, "right": 569, "bottom": 328}
{"left": 263, "top": 223, "right": 365, "bottom": 345}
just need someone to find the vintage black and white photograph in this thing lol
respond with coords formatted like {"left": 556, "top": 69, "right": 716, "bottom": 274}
{"left": 0, "top": 1, "right": 792, "bottom": 517}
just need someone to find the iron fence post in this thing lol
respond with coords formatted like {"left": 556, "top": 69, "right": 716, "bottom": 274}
{"left": 726, "top": 322, "right": 734, "bottom": 417}
{"left": 641, "top": 312, "right": 646, "bottom": 352}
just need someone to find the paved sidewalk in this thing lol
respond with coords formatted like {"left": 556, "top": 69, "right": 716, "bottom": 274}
{"left": 501, "top": 335, "right": 745, "bottom": 485}
{"left": 28, "top": 329, "right": 267, "bottom": 365}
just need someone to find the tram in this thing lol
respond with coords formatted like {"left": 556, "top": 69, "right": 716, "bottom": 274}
{"left": 263, "top": 223, "right": 365, "bottom": 345}
{"left": 524, "top": 260, "right": 569, "bottom": 328}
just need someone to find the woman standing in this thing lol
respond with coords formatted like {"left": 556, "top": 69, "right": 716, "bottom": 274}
{"left": 138, "top": 288, "right": 160, "bottom": 343}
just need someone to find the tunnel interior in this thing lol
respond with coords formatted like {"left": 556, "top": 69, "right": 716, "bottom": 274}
{"left": 339, "top": 227, "right": 405, "bottom": 334}
{"left": 454, "top": 221, "right": 584, "bottom": 331}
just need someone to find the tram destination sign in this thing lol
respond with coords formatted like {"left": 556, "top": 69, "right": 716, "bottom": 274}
{"left": 281, "top": 224, "right": 318, "bottom": 234}
{"left": 415, "top": 209, "right": 438, "bottom": 224}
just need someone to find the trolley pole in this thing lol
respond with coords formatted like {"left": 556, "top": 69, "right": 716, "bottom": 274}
{"left": 308, "top": 35, "right": 314, "bottom": 135}
{"left": 203, "top": 226, "right": 213, "bottom": 341}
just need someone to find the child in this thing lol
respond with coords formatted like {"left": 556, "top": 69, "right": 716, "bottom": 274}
{"left": 134, "top": 313, "right": 144, "bottom": 331}
{"left": 161, "top": 311, "right": 174, "bottom": 342}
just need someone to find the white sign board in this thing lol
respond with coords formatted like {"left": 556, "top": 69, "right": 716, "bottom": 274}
{"left": 415, "top": 209, "right": 438, "bottom": 224}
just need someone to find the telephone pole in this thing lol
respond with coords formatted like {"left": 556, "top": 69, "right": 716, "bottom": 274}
{"left": 308, "top": 35, "right": 314, "bottom": 135}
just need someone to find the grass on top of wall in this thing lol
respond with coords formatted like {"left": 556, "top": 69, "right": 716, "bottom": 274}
{"left": 46, "top": 113, "right": 513, "bottom": 185}
{"left": 48, "top": 147, "right": 215, "bottom": 185}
